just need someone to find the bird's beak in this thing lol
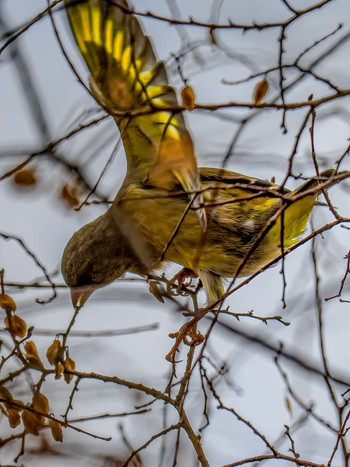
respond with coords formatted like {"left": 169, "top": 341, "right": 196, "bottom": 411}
{"left": 70, "top": 285, "right": 99, "bottom": 308}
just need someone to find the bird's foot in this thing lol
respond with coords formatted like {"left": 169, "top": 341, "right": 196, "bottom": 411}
{"left": 167, "top": 268, "right": 198, "bottom": 297}
{"left": 165, "top": 317, "right": 204, "bottom": 362}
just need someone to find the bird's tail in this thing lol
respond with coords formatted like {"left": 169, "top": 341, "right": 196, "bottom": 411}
{"left": 197, "top": 269, "right": 224, "bottom": 305}
{"left": 280, "top": 169, "right": 345, "bottom": 247}
{"left": 292, "top": 169, "right": 339, "bottom": 195}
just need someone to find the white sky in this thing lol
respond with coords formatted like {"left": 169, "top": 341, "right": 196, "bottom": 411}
{"left": 1, "top": 1, "right": 350, "bottom": 465}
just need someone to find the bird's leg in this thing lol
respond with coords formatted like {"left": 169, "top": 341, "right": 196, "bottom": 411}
{"left": 167, "top": 268, "right": 198, "bottom": 297}
{"left": 165, "top": 316, "right": 205, "bottom": 362}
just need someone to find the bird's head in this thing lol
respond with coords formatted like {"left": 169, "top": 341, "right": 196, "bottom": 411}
{"left": 61, "top": 211, "right": 138, "bottom": 307}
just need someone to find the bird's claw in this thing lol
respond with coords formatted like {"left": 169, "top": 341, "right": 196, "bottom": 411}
{"left": 167, "top": 268, "right": 198, "bottom": 297}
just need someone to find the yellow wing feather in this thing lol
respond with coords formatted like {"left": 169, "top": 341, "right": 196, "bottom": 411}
{"left": 64, "top": 0, "right": 206, "bottom": 228}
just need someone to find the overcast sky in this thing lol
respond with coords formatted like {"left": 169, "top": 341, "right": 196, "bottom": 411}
{"left": 1, "top": 1, "right": 350, "bottom": 465}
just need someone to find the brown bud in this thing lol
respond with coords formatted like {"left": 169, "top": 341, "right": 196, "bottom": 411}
{"left": 46, "top": 339, "right": 62, "bottom": 365}
{"left": 50, "top": 420, "right": 63, "bottom": 442}
{"left": 13, "top": 399, "right": 24, "bottom": 410}
{"left": 22, "top": 409, "right": 44, "bottom": 435}
{"left": 181, "top": 85, "right": 196, "bottom": 111}
{"left": 4, "top": 314, "right": 27, "bottom": 338}
{"left": 60, "top": 184, "right": 80, "bottom": 208}
{"left": 0, "top": 294, "right": 17, "bottom": 312}
{"left": 0, "top": 385, "right": 13, "bottom": 404}
{"left": 149, "top": 281, "right": 164, "bottom": 303}
{"left": 284, "top": 395, "right": 293, "bottom": 416}
{"left": 55, "top": 363, "right": 65, "bottom": 380}
{"left": 253, "top": 78, "right": 269, "bottom": 105}
{"left": 24, "top": 341, "right": 43, "bottom": 369}
{"left": 8, "top": 409, "right": 21, "bottom": 428}
{"left": 33, "top": 392, "right": 49, "bottom": 414}
{"left": 63, "top": 356, "right": 76, "bottom": 383}
{"left": 13, "top": 167, "right": 37, "bottom": 187}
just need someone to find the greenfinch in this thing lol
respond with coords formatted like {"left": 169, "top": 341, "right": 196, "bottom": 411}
{"left": 61, "top": 0, "right": 346, "bottom": 307}
{"left": 64, "top": 0, "right": 206, "bottom": 229}
{"left": 62, "top": 167, "right": 344, "bottom": 306}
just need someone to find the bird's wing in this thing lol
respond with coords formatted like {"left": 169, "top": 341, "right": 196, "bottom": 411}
{"left": 199, "top": 167, "right": 286, "bottom": 191}
{"left": 64, "top": 0, "right": 206, "bottom": 228}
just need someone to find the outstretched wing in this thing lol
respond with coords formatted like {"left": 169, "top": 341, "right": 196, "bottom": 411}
{"left": 64, "top": 0, "right": 206, "bottom": 228}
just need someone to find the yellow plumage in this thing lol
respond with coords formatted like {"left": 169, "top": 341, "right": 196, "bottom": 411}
{"left": 62, "top": 166, "right": 343, "bottom": 304}
{"left": 61, "top": 0, "right": 346, "bottom": 307}
{"left": 64, "top": 0, "right": 206, "bottom": 228}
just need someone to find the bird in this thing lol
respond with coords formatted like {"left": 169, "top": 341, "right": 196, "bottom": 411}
{"left": 62, "top": 166, "right": 345, "bottom": 307}
{"left": 61, "top": 0, "right": 346, "bottom": 308}
{"left": 63, "top": 0, "right": 206, "bottom": 229}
